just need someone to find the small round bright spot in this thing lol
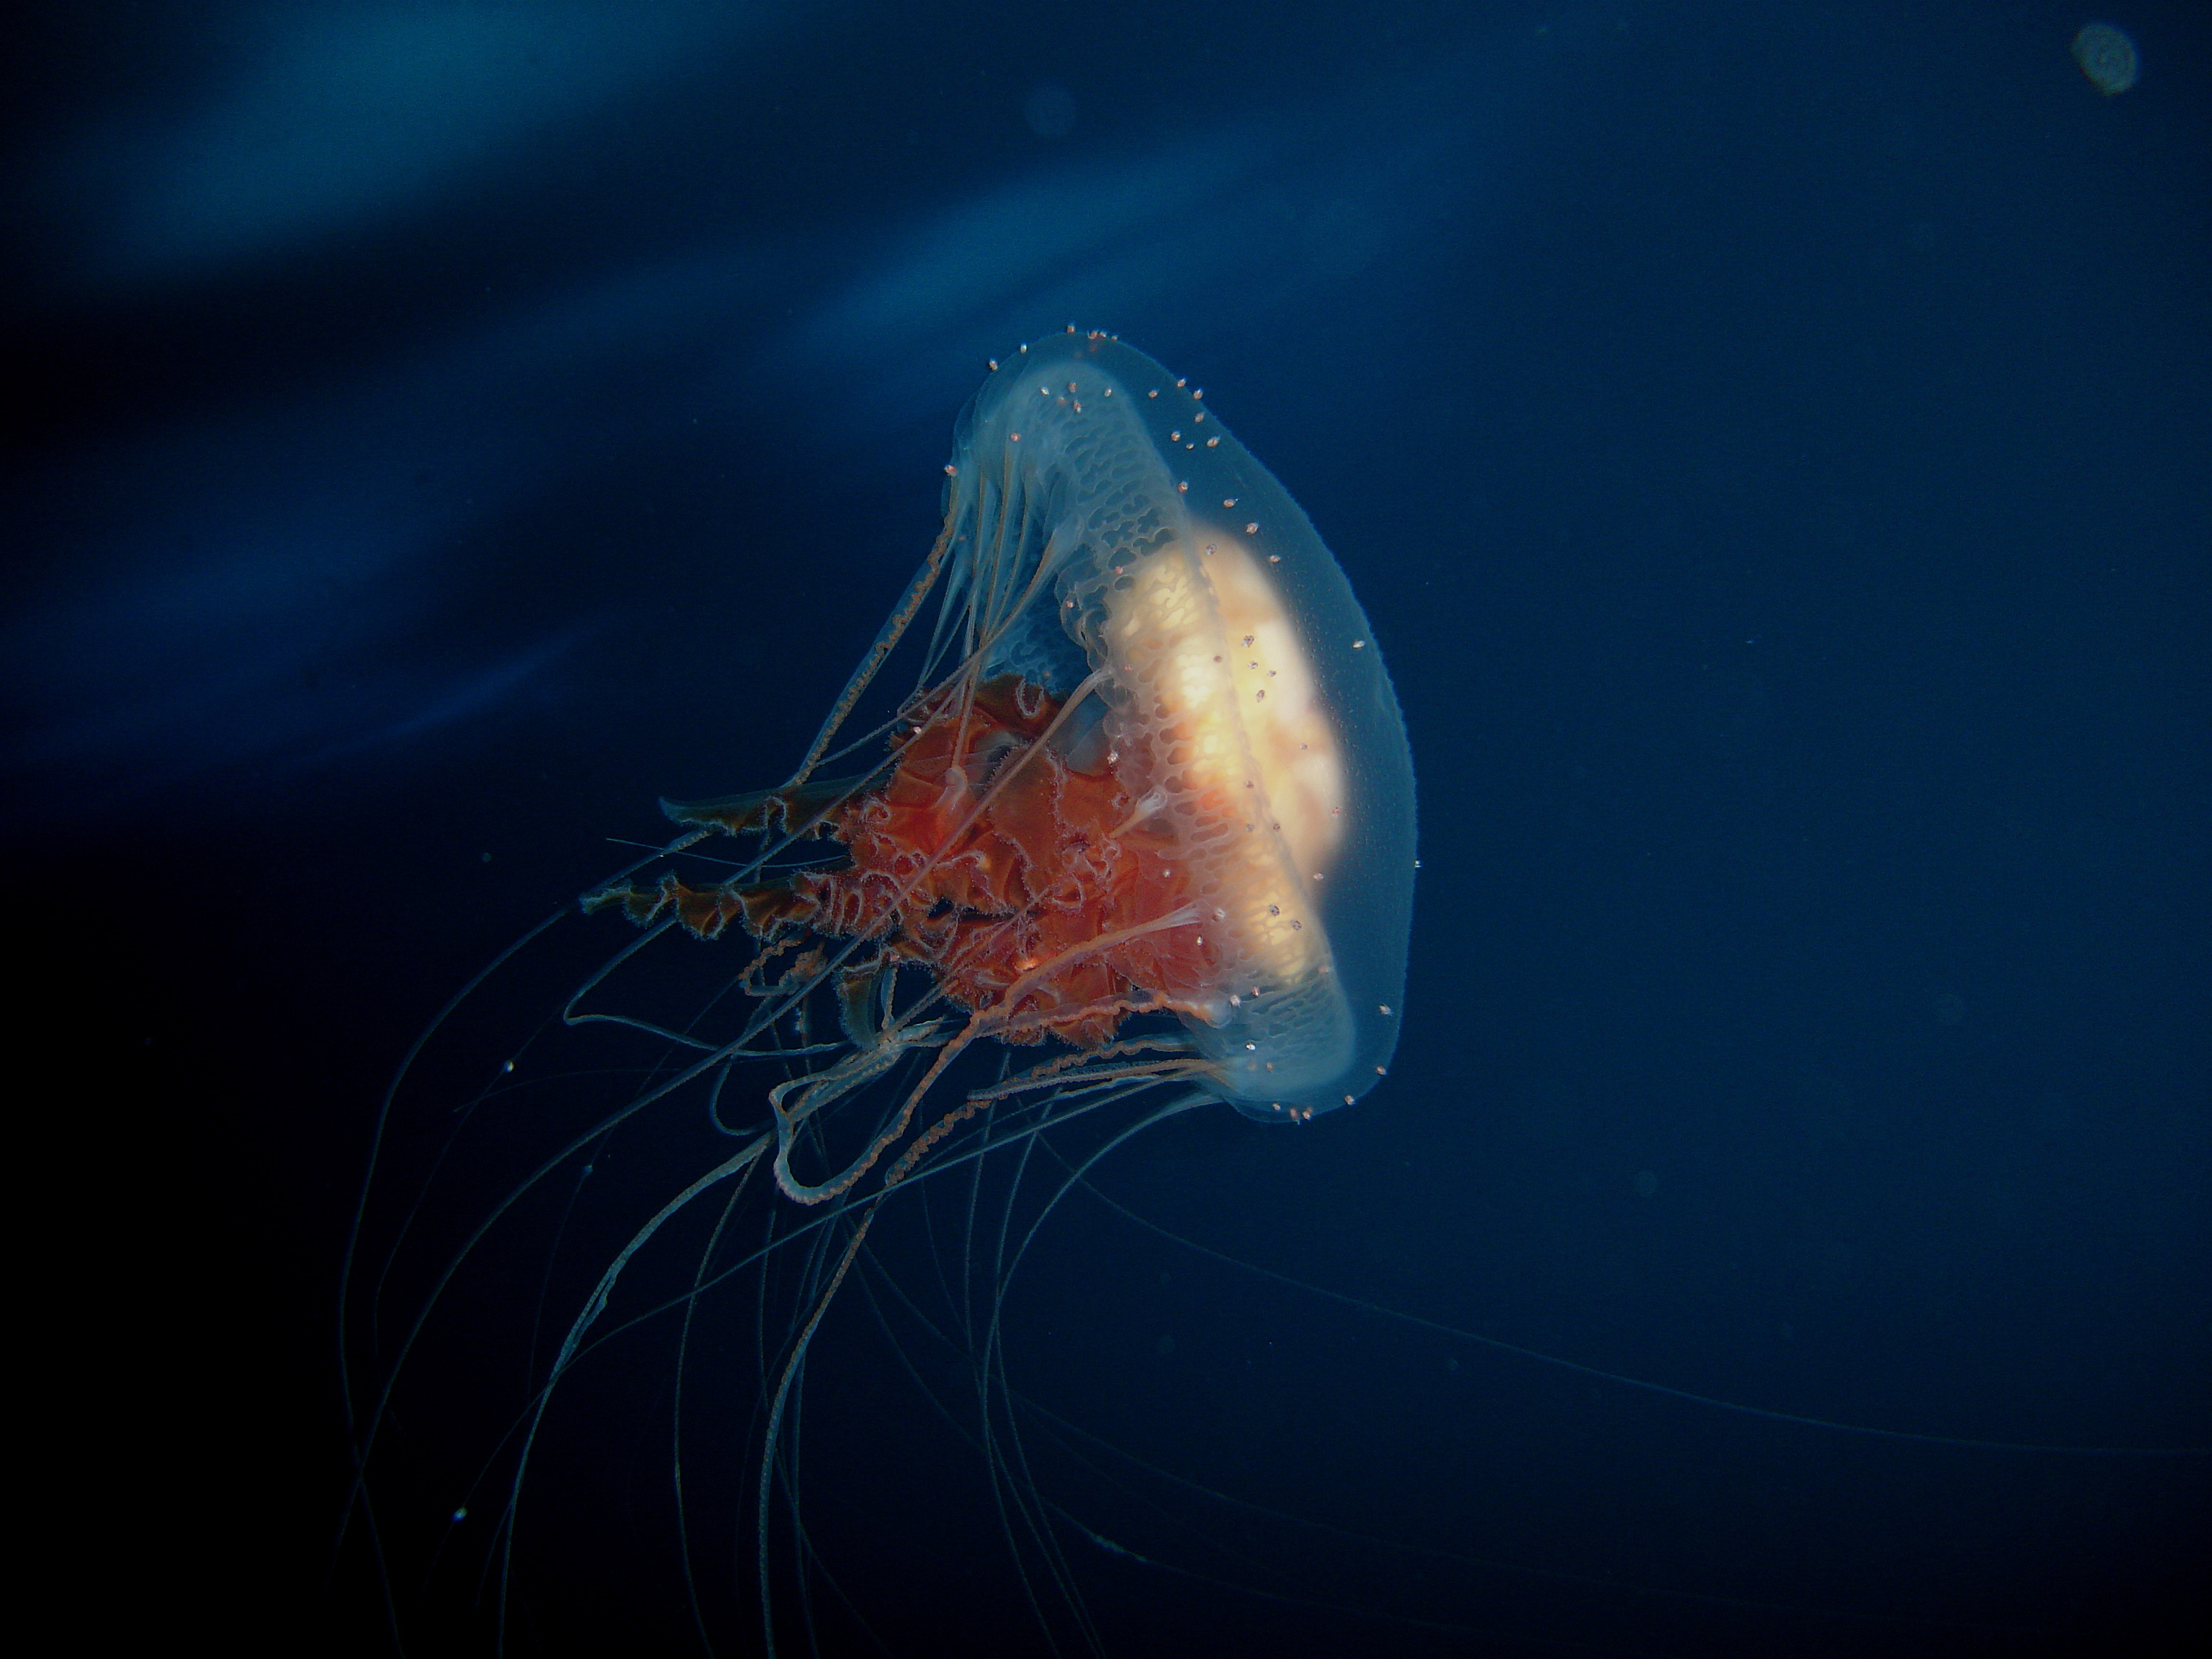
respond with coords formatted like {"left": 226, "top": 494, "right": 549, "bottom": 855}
{"left": 2071, "top": 22, "right": 2139, "bottom": 94}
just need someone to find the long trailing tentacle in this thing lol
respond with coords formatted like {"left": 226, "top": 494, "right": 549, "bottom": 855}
{"left": 790, "top": 498, "right": 963, "bottom": 787}
{"left": 493, "top": 1136, "right": 771, "bottom": 1645}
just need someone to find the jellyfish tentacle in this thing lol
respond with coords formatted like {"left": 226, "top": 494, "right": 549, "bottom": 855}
{"left": 790, "top": 497, "right": 966, "bottom": 786}
{"left": 960, "top": 1031, "right": 1204, "bottom": 1104}
{"left": 755, "top": 1199, "right": 877, "bottom": 1659}
{"left": 765, "top": 1020, "right": 946, "bottom": 1200}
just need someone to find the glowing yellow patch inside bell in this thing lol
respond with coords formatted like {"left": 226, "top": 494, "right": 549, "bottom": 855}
{"left": 1106, "top": 532, "right": 1345, "bottom": 986}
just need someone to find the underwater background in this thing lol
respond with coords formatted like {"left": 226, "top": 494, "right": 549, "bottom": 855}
{"left": 8, "top": 2, "right": 2207, "bottom": 1654}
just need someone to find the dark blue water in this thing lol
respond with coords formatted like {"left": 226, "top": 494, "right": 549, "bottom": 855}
{"left": 10, "top": 4, "right": 2206, "bottom": 1654}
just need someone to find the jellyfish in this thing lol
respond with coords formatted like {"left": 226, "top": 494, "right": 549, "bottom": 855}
{"left": 342, "top": 329, "right": 1416, "bottom": 1653}
{"left": 2071, "top": 22, "right": 2139, "bottom": 95}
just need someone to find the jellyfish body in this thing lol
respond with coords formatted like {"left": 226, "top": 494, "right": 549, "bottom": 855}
{"left": 594, "top": 331, "right": 1415, "bottom": 1136}
{"left": 346, "top": 331, "right": 1416, "bottom": 1653}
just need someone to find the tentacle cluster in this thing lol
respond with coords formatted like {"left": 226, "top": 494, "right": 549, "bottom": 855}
{"left": 588, "top": 673, "right": 1221, "bottom": 1051}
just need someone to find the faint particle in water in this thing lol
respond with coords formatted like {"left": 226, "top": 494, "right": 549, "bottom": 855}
{"left": 1634, "top": 1169, "right": 1660, "bottom": 1200}
{"left": 1933, "top": 992, "right": 1968, "bottom": 1026}
{"left": 2070, "top": 22, "right": 2139, "bottom": 95}
{"left": 1022, "top": 81, "right": 1077, "bottom": 138}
